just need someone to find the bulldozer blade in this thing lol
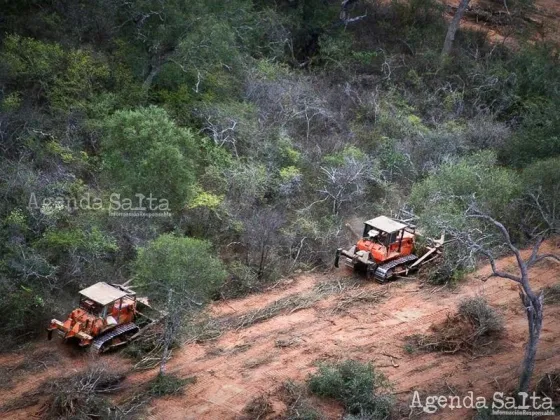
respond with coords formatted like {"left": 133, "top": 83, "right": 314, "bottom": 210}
{"left": 334, "top": 248, "right": 342, "bottom": 268}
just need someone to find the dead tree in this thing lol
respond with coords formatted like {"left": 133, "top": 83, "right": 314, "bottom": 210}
{"left": 450, "top": 209, "right": 559, "bottom": 392}
{"left": 441, "top": 0, "right": 471, "bottom": 56}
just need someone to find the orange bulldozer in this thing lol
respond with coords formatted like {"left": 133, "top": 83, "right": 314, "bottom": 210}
{"left": 335, "top": 215, "right": 444, "bottom": 282}
{"left": 47, "top": 282, "right": 164, "bottom": 352}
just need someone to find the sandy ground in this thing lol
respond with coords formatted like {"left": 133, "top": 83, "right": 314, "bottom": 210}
{"left": 1, "top": 242, "right": 559, "bottom": 419}
{"left": 142, "top": 242, "right": 560, "bottom": 419}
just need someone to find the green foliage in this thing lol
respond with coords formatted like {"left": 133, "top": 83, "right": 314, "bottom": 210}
{"left": 254, "top": 59, "right": 291, "bottom": 81}
{"left": 521, "top": 157, "right": 560, "bottom": 231}
{"left": 148, "top": 374, "right": 195, "bottom": 397}
{"left": 0, "top": 281, "right": 48, "bottom": 345}
{"left": 101, "top": 106, "right": 199, "bottom": 210}
{"left": 217, "top": 262, "right": 261, "bottom": 299}
{"left": 424, "top": 257, "right": 467, "bottom": 286}
{"left": 410, "top": 152, "right": 525, "bottom": 273}
{"left": 319, "top": 33, "right": 355, "bottom": 67}
{"left": 280, "top": 166, "right": 301, "bottom": 181}
{"left": 1, "top": 92, "right": 21, "bottom": 111}
{"left": 389, "top": 0, "right": 446, "bottom": 49}
{"left": 37, "top": 226, "right": 118, "bottom": 257}
{"left": 307, "top": 360, "right": 394, "bottom": 418}
{"left": 1, "top": 0, "right": 559, "bottom": 343}
{"left": 323, "top": 146, "right": 366, "bottom": 166}
{"left": 134, "top": 234, "right": 227, "bottom": 305}
{"left": 522, "top": 157, "right": 560, "bottom": 197}
{"left": 501, "top": 105, "right": 560, "bottom": 167}
{"left": 187, "top": 189, "right": 224, "bottom": 210}
{"left": 410, "top": 151, "right": 522, "bottom": 226}
{"left": 1, "top": 35, "right": 109, "bottom": 109}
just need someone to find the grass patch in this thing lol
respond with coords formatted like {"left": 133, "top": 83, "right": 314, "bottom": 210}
{"left": 307, "top": 359, "right": 394, "bottom": 418}
{"left": 148, "top": 373, "right": 196, "bottom": 397}
{"left": 405, "top": 297, "right": 503, "bottom": 355}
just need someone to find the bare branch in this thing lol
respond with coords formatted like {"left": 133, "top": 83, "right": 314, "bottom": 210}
{"left": 526, "top": 236, "right": 545, "bottom": 267}
{"left": 467, "top": 210, "right": 526, "bottom": 279}
{"left": 529, "top": 253, "right": 560, "bottom": 266}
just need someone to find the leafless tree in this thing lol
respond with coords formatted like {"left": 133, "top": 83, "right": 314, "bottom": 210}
{"left": 318, "top": 153, "right": 382, "bottom": 215}
{"left": 203, "top": 115, "right": 240, "bottom": 157}
{"left": 441, "top": 206, "right": 559, "bottom": 392}
{"left": 157, "top": 285, "right": 203, "bottom": 375}
{"left": 442, "top": 0, "right": 471, "bottom": 56}
{"left": 241, "top": 207, "right": 285, "bottom": 280}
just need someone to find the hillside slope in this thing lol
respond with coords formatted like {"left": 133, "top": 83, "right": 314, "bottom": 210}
{"left": 2, "top": 242, "right": 558, "bottom": 419}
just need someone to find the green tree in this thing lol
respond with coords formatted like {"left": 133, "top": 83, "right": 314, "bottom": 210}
{"left": 411, "top": 152, "right": 560, "bottom": 393}
{"left": 521, "top": 157, "right": 560, "bottom": 233}
{"left": 101, "top": 106, "right": 199, "bottom": 211}
{"left": 410, "top": 151, "right": 522, "bottom": 233}
{"left": 134, "top": 234, "right": 226, "bottom": 303}
{"left": 134, "top": 234, "right": 226, "bottom": 374}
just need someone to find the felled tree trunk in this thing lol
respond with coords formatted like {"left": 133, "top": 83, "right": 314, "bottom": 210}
{"left": 441, "top": 0, "right": 471, "bottom": 56}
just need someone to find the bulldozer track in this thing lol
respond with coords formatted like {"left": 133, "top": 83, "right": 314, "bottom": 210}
{"left": 92, "top": 322, "right": 139, "bottom": 351}
{"left": 374, "top": 254, "right": 418, "bottom": 282}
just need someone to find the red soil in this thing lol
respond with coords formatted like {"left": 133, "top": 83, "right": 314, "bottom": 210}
{"left": 147, "top": 241, "right": 560, "bottom": 419}
{"left": 2, "top": 242, "right": 559, "bottom": 419}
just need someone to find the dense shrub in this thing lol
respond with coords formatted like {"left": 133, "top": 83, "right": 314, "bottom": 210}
{"left": 0, "top": 0, "right": 559, "bottom": 340}
{"left": 134, "top": 234, "right": 227, "bottom": 305}
{"left": 307, "top": 360, "right": 394, "bottom": 418}
{"left": 101, "top": 106, "right": 200, "bottom": 211}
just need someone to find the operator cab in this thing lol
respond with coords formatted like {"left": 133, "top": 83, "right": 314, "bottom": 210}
{"left": 363, "top": 216, "right": 415, "bottom": 257}
{"left": 78, "top": 282, "right": 136, "bottom": 321}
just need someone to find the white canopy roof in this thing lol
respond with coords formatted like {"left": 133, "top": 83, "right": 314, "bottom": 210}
{"left": 79, "top": 282, "right": 128, "bottom": 306}
{"left": 364, "top": 216, "right": 408, "bottom": 234}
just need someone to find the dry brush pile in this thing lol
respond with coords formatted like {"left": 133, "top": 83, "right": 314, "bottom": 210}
{"left": 406, "top": 297, "right": 504, "bottom": 355}
{"left": 184, "top": 277, "right": 390, "bottom": 343}
{"left": 543, "top": 284, "right": 560, "bottom": 305}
